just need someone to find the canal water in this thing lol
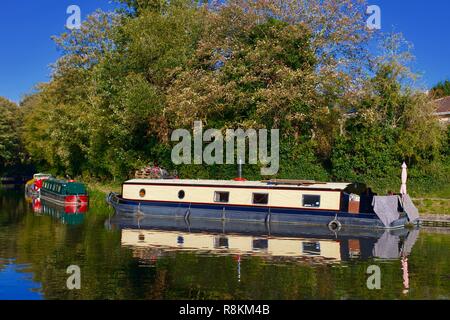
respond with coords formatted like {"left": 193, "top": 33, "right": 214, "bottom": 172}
{"left": 0, "top": 187, "right": 449, "bottom": 300}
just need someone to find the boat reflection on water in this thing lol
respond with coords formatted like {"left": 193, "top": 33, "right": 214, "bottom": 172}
{"left": 108, "top": 212, "right": 420, "bottom": 264}
{"left": 28, "top": 196, "right": 87, "bottom": 225}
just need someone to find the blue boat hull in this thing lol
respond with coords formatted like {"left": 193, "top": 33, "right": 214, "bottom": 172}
{"left": 107, "top": 193, "right": 410, "bottom": 229}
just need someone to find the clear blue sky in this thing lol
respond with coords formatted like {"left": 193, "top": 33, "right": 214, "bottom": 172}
{"left": 0, "top": 0, "right": 117, "bottom": 103}
{"left": 0, "top": 0, "right": 449, "bottom": 103}
{"left": 376, "top": 0, "right": 450, "bottom": 89}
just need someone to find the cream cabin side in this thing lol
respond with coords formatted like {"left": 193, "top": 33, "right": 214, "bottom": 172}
{"left": 122, "top": 182, "right": 342, "bottom": 211}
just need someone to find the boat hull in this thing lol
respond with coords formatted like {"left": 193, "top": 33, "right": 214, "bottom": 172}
{"left": 107, "top": 193, "right": 409, "bottom": 229}
{"left": 40, "top": 189, "right": 89, "bottom": 207}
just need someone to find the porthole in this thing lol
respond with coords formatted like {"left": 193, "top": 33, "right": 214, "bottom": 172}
{"left": 139, "top": 189, "right": 146, "bottom": 198}
{"left": 178, "top": 190, "right": 185, "bottom": 199}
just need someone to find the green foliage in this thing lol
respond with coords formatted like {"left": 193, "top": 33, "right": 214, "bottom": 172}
{"left": 332, "top": 56, "right": 445, "bottom": 186}
{"left": 0, "top": 97, "right": 23, "bottom": 174}
{"left": 431, "top": 79, "right": 450, "bottom": 99}
{"left": 331, "top": 127, "right": 398, "bottom": 181}
{"left": 14, "top": 0, "right": 449, "bottom": 191}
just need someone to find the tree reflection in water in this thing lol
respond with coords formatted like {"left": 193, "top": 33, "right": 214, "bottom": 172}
{"left": 0, "top": 188, "right": 449, "bottom": 300}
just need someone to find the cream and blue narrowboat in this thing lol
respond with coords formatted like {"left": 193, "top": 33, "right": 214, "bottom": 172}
{"left": 107, "top": 179, "right": 420, "bottom": 230}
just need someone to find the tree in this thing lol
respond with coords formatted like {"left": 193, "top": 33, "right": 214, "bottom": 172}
{"left": 0, "top": 97, "right": 22, "bottom": 174}
{"left": 164, "top": 0, "right": 373, "bottom": 178}
{"left": 430, "top": 80, "right": 450, "bottom": 99}
{"left": 332, "top": 58, "right": 443, "bottom": 180}
{"left": 19, "top": 0, "right": 448, "bottom": 183}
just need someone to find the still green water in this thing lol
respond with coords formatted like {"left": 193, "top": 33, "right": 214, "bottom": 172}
{"left": 0, "top": 187, "right": 449, "bottom": 300}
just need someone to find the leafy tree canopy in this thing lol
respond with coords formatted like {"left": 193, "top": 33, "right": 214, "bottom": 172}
{"left": 0, "top": 97, "right": 22, "bottom": 174}
{"left": 15, "top": 0, "right": 448, "bottom": 185}
{"left": 431, "top": 80, "right": 450, "bottom": 99}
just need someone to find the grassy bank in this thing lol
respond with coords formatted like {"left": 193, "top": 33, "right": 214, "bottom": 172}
{"left": 79, "top": 181, "right": 122, "bottom": 219}
{"left": 86, "top": 181, "right": 122, "bottom": 195}
{"left": 364, "top": 179, "right": 450, "bottom": 215}
{"left": 413, "top": 199, "right": 450, "bottom": 215}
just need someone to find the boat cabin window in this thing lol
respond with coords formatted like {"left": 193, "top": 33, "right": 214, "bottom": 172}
{"left": 214, "top": 236, "right": 229, "bottom": 249}
{"left": 178, "top": 190, "right": 185, "bottom": 199}
{"left": 303, "top": 242, "right": 321, "bottom": 255}
{"left": 302, "top": 195, "right": 321, "bottom": 208}
{"left": 139, "top": 189, "right": 146, "bottom": 198}
{"left": 253, "top": 239, "right": 268, "bottom": 250}
{"left": 253, "top": 193, "right": 269, "bottom": 205}
{"left": 214, "top": 191, "right": 230, "bottom": 203}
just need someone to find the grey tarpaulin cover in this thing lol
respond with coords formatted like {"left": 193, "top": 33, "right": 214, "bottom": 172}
{"left": 373, "top": 229, "right": 419, "bottom": 259}
{"left": 373, "top": 231, "right": 401, "bottom": 259}
{"left": 402, "top": 228, "right": 420, "bottom": 255}
{"left": 401, "top": 194, "right": 420, "bottom": 222}
{"left": 372, "top": 196, "right": 400, "bottom": 227}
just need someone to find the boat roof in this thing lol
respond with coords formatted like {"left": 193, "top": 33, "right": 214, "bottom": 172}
{"left": 44, "top": 178, "right": 87, "bottom": 194}
{"left": 124, "top": 179, "right": 353, "bottom": 191}
{"left": 46, "top": 178, "right": 72, "bottom": 185}
{"left": 34, "top": 173, "right": 52, "bottom": 178}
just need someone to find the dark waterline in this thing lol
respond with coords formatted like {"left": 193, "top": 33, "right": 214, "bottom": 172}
{"left": 0, "top": 187, "right": 449, "bottom": 300}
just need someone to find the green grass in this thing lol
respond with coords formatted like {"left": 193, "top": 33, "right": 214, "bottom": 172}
{"left": 82, "top": 181, "right": 122, "bottom": 219}
{"left": 413, "top": 199, "right": 450, "bottom": 215}
{"left": 87, "top": 181, "right": 122, "bottom": 195}
{"left": 84, "top": 186, "right": 116, "bottom": 219}
{"left": 408, "top": 181, "right": 450, "bottom": 199}
{"left": 370, "top": 176, "right": 449, "bottom": 215}
{"left": 367, "top": 177, "right": 450, "bottom": 199}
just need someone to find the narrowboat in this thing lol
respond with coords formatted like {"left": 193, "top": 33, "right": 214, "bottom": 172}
{"left": 40, "top": 178, "right": 89, "bottom": 206}
{"left": 25, "top": 173, "right": 53, "bottom": 196}
{"left": 107, "top": 178, "right": 420, "bottom": 230}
